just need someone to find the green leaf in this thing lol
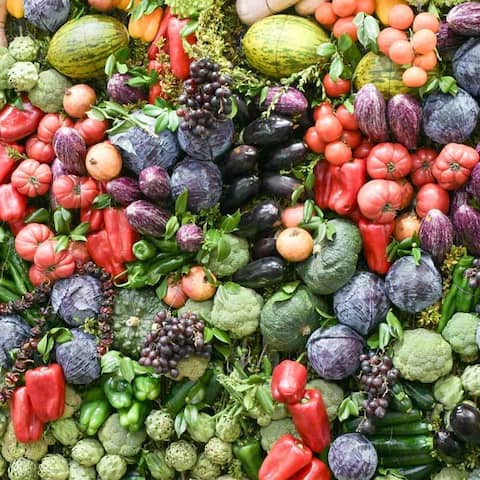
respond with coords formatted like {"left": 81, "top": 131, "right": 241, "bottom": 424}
{"left": 155, "top": 277, "right": 168, "bottom": 301}
{"left": 316, "top": 222, "right": 327, "bottom": 243}
{"left": 92, "top": 194, "right": 112, "bottom": 210}
{"left": 175, "top": 189, "right": 189, "bottom": 215}
{"left": 367, "top": 331, "right": 379, "bottom": 349}
{"left": 243, "top": 389, "right": 256, "bottom": 411}
{"left": 181, "top": 20, "right": 198, "bottom": 37}
{"left": 105, "top": 54, "right": 116, "bottom": 77}
{"left": 419, "top": 78, "right": 439, "bottom": 98}
{"left": 329, "top": 54, "right": 344, "bottom": 82}
{"left": 154, "top": 113, "right": 169, "bottom": 133}
{"left": 203, "top": 326, "right": 214, "bottom": 343}
{"left": 24, "top": 208, "right": 50, "bottom": 224}
{"left": 379, "top": 322, "right": 391, "bottom": 350}
{"left": 220, "top": 211, "right": 241, "bottom": 233}
{"left": 214, "top": 342, "right": 230, "bottom": 359}
{"left": 167, "top": 110, "right": 180, "bottom": 131}
{"left": 439, "top": 76, "right": 458, "bottom": 95}
{"left": 71, "top": 222, "right": 90, "bottom": 237}
{"left": 183, "top": 404, "right": 199, "bottom": 427}
{"left": 326, "top": 221, "right": 336, "bottom": 241}
{"left": 119, "top": 357, "right": 136, "bottom": 383}
{"left": 134, "top": 363, "right": 153, "bottom": 376}
{"left": 54, "top": 235, "right": 69, "bottom": 253}
{"left": 258, "top": 86, "right": 269, "bottom": 107}
{"left": 317, "top": 42, "right": 336, "bottom": 58}
{"left": 291, "top": 185, "right": 305, "bottom": 205}
{"left": 215, "top": 234, "right": 231, "bottom": 262}
{"left": 228, "top": 97, "right": 238, "bottom": 120}
{"left": 101, "top": 351, "right": 121, "bottom": 374}
{"left": 70, "top": 234, "right": 86, "bottom": 242}
{"left": 412, "top": 247, "right": 422, "bottom": 266}
{"left": 174, "top": 411, "right": 187, "bottom": 438}
{"left": 343, "top": 97, "right": 354, "bottom": 114}
{"left": 164, "top": 216, "right": 180, "bottom": 240}
{"left": 315, "top": 307, "right": 336, "bottom": 320}
{"left": 283, "top": 281, "right": 300, "bottom": 294}
{"left": 36, "top": 334, "right": 49, "bottom": 358}
{"left": 305, "top": 171, "right": 315, "bottom": 192}
{"left": 270, "top": 290, "right": 294, "bottom": 303}
{"left": 256, "top": 385, "right": 274, "bottom": 415}
{"left": 115, "top": 47, "right": 130, "bottom": 64}
{"left": 386, "top": 310, "right": 403, "bottom": 340}
{"left": 51, "top": 328, "right": 73, "bottom": 344}
{"left": 337, "top": 34, "right": 353, "bottom": 53}
{"left": 117, "top": 62, "right": 129, "bottom": 75}
{"left": 212, "top": 328, "right": 231, "bottom": 345}
{"left": 338, "top": 398, "right": 356, "bottom": 422}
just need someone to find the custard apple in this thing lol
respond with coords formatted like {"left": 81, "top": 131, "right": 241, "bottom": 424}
{"left": 8, "top": 37, "right": 39, "bottom": 62}
{"left": 0, "top": 50, "right": 16, "bottom": 90}
{"left": 8, "top": 62, "right": 39, "bottom": 92}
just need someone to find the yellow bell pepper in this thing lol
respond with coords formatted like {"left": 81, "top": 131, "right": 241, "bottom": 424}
{"left": 128, "top": 6, "right": 163, "bottom": 42}
{"left": 6, "top": 0, "right": 23, "bottom": 18}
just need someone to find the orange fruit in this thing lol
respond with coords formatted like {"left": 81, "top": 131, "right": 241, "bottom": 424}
{"left": 413, "top": 51, "right": 438, "bottom": 71}
{"left": 388, "top": 4, "right": 414, "bottom": 30}
{"left": 411, "top": 29, "right": 437, "bottom": 54}
{"left": 389, "top": 39, "right": 415, "bottom": 65}
{"left": 355, "top": 0, "right": 375, "bottom": 14}
{"left": 333, "top": 16, "right": 358, "bottom": 41}
{"left": 402, "top": 66, "right": 428, "bottom": 87}
{"left": 412, "top": 12, "right": 440, "bottom": 33}
{"left": 377, "top": 27, "right": 408, "bottom": 56}
{"left": 315, "top": 3, "right": 338, "bottom": 26}
{"left": 332, "top": 0, "right": 357, "bottom": 17}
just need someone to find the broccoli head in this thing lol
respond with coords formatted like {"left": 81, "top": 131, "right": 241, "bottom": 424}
{"left": 260, "top": 418, "right": 298, "bottom": 451}
{"left": 8, "top": 37, "right": 39, "bottom": 62}
{"left": 204, "top": 437, "right": 233, "bottom": 466}
{"left": 307, "top": 379, "right": 344, "bottom": 421}
{"left": 187, "top": 412, "right": 215, "bottom": 444}
{"left": 28, "top": 70, "right": 71, "bottom": 113}
{"left": 393, "top": 328, "right": 453, "bottom": 383}
{"left": 0, "top": 51, "right": 16, "bottom": 89}
{"left": 210, "top": 282, "right": 263, "bottom": 338}
{"left": 38, "top": 454, "right": 69, "bottom": 480}
{"left": 215, "top": 413, "right": 241, "bottom": 443}
{"left": 145, "top": 410, "right": 174, "bottom": 442}
{"left": 191, "top": 453, "right": 221, "bottom": 480}
{"left": 165, "top": 441, "right": 197, "bottom": 472}
{"left": 96, "top": 455, "right": 127, "bottom": 480}
{"left": 176, "top": 355, "right": 209, "bottom": 381}
{"left": 2, "top": 423, "right": 47, "bottom": 463}
{"left": 71, "top": 439, "right": 104, "bottom": 467}
{"left": 98, "top": 414, "right": 146, "bottom": 457}
{"left": 461, "top": 365, "right": 480, "bottom": 397}
{"left": 8, "top": 458, "right": 38, "bottom": 480}
{"left": 434, "top": 375, "right": 464, "bottom": 409}
{"left": 50, "top": 418, "right": 81, "bottom": 446}
{"left": 442, "top": 313, "right": 480, "bottom": 362}
{"left": 68, "top": 461, "right": 96, "bottom": 480}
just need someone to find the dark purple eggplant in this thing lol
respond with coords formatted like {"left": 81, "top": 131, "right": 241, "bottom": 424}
{"left": 237, "top": 201, "right": 282, "bottom": 238}
{"left": 243, "top": 116, "right": 293, "bottom": 146}
{"left": 106, "top": 177, "right": 144, "bottom": 206}
{"left": 219, "top": 145, "right": 258, "bottom": 180}
{"left": 262, "top": 173, "right": 303, "bottom": 200}
{"left": 138, "top": 166, "right": 171, "bottom": 201}
{"left": 450, "top": 403, "right": 480, "bottom": 446}
{"left": 434, "top": 430, "right": 465, "bottom": 464}
{"left": 418, "top": 209, "right": 453, "bottom": 265}
{"left": 53, "top": 127, "right": 87, "bottom": 175}
{"left": 451, "top": 203, "right": 480, "bottom": 255}
{"left": 233, "top": 257, "right": 287, "bottom": 289}
{"left": 261, "top": 141, "right": 308, "bottom": 171}
{"left": 467, "top": 163, "right": 480, "bottom": 202}
{"left": 232, "top": 94, "right": 251, "bottom": 124}
{"left": 253, "top": 237, "right": 278, "bottom": 259}
{"left": 125, "top": 200, "right": 170, "bottom": 237}
{"left": 221, "top": 175, "right": 261, "bottom": 213}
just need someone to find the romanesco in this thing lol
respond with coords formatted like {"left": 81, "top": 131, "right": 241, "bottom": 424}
{"left": 215, "top": 413, "right": 241, "bottom": 442}
{"left": 434, "top": 375, "right": 464, "bottom": 409}
{"left": 461, "top": 365, "right": 480, "bottom": 397}
{"left": 38, "top": 454, "right": 69, "bottom": 480}
{"left": 96, "top": 455, "right": 127, "bottom": 480}
{"left": 190, "top": 453, "right": 221, "bottom": 480}
{"left": 71, "top": 439, "right": 104, "bottom": 467}
{"left": 145, "top": 410, "right": 175, "bottom": 442}
{"left": 8, "top": 37, "right": 39, "bottom": 62}
{"left": 204, "top": 437, "right": 233, "bottom": 466}
{"left": 187, "top": 412, "right": 215, "bottom": 443}
{"left": 8, "top": 458, "right": 38, "bottom": 480}
{"left": 165, "top": 441, "right": 197, "bottom": 472}
{"left": 442, "top": 313, "right": 480, "bottom": 362}
{"left": 28, "top": 70, "right": 71, "bottom": 113}
{"left": 7, "top": 62, "right": 38, "bottom": 92}
{"left": 98, "top": 414, "right": 146, "bottom": 457}
{"left": 50, "top": 418, "right": 81, "bottom": 446}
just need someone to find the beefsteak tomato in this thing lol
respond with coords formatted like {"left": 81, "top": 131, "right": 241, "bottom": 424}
{"left": 410, "top": 147, "right": 437, "bottom": 187}
{"left": 367, "top": 143, "right": 413, "bottom": 180}
{"left": 11, "top": 159, "right": 52, "bottom": 197}
{"left": 357, "top": 179, "right": 402, "bottom": 224}
{"left": 29, "top": 264, "right": 49, "bottom": 286}
{"left": 25, "top": 136, "right": 55, "bottom": 164}
{"left": 37, "top": 114, "right": 74, "bottom": 143}
{"left": 415, "top": 183, "right": 450, "bottom": 218}
{"left": 15, "top": 223, "right": 54, "bottom": 261}
{"left": 52, "top": 175, "right": 99, "bottom": 209}
{"left": 0, "top": 143, "right": 23, "bottom": 184}
{"left": 33, "top": 239, "right": 76, "bottom": 281}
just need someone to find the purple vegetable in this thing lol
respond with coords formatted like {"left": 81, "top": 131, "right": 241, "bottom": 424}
{"left": 107, "top": 73, "right": 148, "bottom": 104}
{"left": 176, "top": 224, "right": 203, "bottom": 252}
{"left": 0, "top": 315, "right": 30, "bottom": 368}
{"left": 447, "top": 2, "right": 480, "bottom": 36}
{"left": 354, "top": 84, "right": 388, "bottom": 143}
{"left": 437, "top": 22, "right": 465, "bottom": 61}
{"left": 387, "top": 94, "right": 422, "bottom": 150}
{"left": 51, "top": 157, "right": 68, "bottom": 178}
{"left": 477, "top": 144, "right": 480, "bottom": 155}
{"left": 53, "top": 127, "right": 87, "bottom": 175}
{"left": 452, "top": 203, "right": 480, "bottom": 256}
{"left": 106, "top": 177, "right": 144, "bottom": 206}
{"left": 306, "top": 325, "right": 364, "bottom": 380}
{"left": 126, "top": 200, "right": 170, "bottom": 237}
{"left": 419, "top": 209, "right": 453, "bottom": 265}
{"left": 23, "top": 0, "right": 70, "bottom": 33}
{"left": 467, "top": 164, "right": 480, "bottom": 202}
{"left": 328, "top": 434, "right": 378, "bottom": 480}
{"left": 139, "top": 166, "right": 171, "bottom": 201}
{"left": 258, "top": 87, "right": 309, "bottom": 116}
{"left": 453, "top": 39, "right": 480, "bottom": 99}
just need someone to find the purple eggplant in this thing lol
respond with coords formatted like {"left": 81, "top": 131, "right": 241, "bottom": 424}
{"left": 450, "top": 403, "right": 480, "bottom": 446}
{"left": 237, "top": 201, "right": 282, "bottom": 238}
{"left": 467, "top": 163, "right": 480, "bottom": 202}
{"left": 107, "top": 73, "right": 148, "bottom": 104}
{"left": 106, "top": 177, "right": 144, "bottom": 206}
{"left": 252, "top": 237, "right": 278, "bottom": 259}
{"left": 419, "top": 209, "right": 453, "bottom": 265}
{"left": 258, "top": 87, "right": 309, "bottom": 116}
{"left": 262, "top": 173, "right": 303, "bottom": 200}
{"left": 53, "top": 127, "right": 87, "bottom": 175}
{"left": 51, "top": 158, "right": 68, "bottom": 179}
{"left": 447, "top": 2, "right": 480, "bottom": 36}
{"left": 354, "top": 84, "right": 388, "bottom": 143}
{"left": 219, "top": 145, "right": 258, "bottom": 181}
{"left": 139, "top": 166, "right": 171, "bottom": 201}
{"left": 387, "top": 94, "right": 422, "bottom": 150}
{"left": 221, "top": 175, "right": 261, "bottom": 213}
{"left": 126, "top": 200, "right": 170, "bottom": 237}
{"left": 176, "top": 224, "right": 203, "bottom": 252}
{"left": 243, "top": 116, "right": 293, "bottom": 147}
{"left": 261, "top": 141, "right": 308, "bottom": 172}
{"left": 452, "top": 203, "right": 480, "bottom": 255}
{"left": 437, "top": 22, "right": 464, "bottom": 61}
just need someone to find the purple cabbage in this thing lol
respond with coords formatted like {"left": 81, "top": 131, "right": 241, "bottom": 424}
{"left": 55, "top": 329, "right": 101, "bottom": 385}
{"left": 419, "top": 209, "right": 453, "bottom": 265}
{"left": 139, "top": 166, "right": 171, "bottom": 201}
{"left": 176, "top": 224, "right": 203, "bottom": 252}
{"left": 307, "top": 325, "right": 365, "bottom": 380}
{"left": 171, "top": 159, "right": 222, "bottom": 213}
{"left": 53, "top": 127, "right": 87, "bottom": 175}
{"left": 24, "top": 0, "right": 70, "bottom": 33}
{"left": 126, "top": 200, "right": 170, "bottom": 237}
{"left": 0, "top": 315, "right": 30, "bottom": 368}
{"left": 333, "top": 272, "right": 391, "bottom": 336}
{"left": 106, "top": 177, "right": 144, "bottom": 206}
{"left": 453, "top": 39, "right": 480, "bottom": 99}
{"left": 437, "top": 22, "right": 464, "bottom": 61}
{"left": 51, "top": 275, "right": 103, "bottom": 327}
{"left": 258, "top": 87, "right": 309, "bottom": 116}
{"left": 452, "top": 203, "right": 480, "bottom": 255}
{"left": 107, "top": 73, "right": 148, "bottom": 104}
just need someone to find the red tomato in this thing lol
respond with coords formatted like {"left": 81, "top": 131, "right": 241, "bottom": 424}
{"left": 415, "top": 183, "right": 450, "bottom": 218}
{"left": 37, "top": 114, "right": 74, "bottom": 143}
{"left": 322, "top": 74, "right": 351, "bottom": 97}
{"left": 15, "top": 223, "right": 54, "bottom": 261}
{"left": 52, "top": 175, "right": 99, "bottom": 209}
{"left": 315, "top": 115, "right": 343, "bottom": 143}
{"left": 34, "top": 239, "right": 76, "bottom": 281}
{"left": 395, "top": 178, "right": 415, "bottom": 210}
{"left": 341, "top": 130, "right": 362, "bottom": 149}
{"left": 410, "top": 147, "right": 437, "bottom": 187}
{"left": 25, "top": 136, "right": 55, "bottom": 163}
{"left": 74, "top": 118, "right": 108, "bottom": 146}
{"left": 313, "top": 102, "right": 334, "bottom": 122}
{"left": 68, "top": 241, "right": 90, "bottom": 264}
{"left": 304, "top": 127, "right": 326, "bottom": 154}
{"left": 29, "top": 264, "right": 49, "bottom": 286}
{"left": 335, "top": 105, "right": 359, "bottom": 130}
{"left": 354, "top": 141, "right": 373, "bottom": 159}
{"left": 325, "top": 141, "right": 352, "bottom": 165}
{"left": 11, "top": 159, "right": 52, "bottom": 197}
{"left": 357, "top": 179, "right": 403, "bottom": 224}
{"left": 367, "top": 143, "right": 413, "bottom": 180}
{"left": 432, "top": 143, "right": 479, "bottom": 190}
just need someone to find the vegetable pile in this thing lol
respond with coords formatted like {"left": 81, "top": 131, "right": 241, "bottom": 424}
{"left": 0, "top": 0, "right": 479, "bottom": 478}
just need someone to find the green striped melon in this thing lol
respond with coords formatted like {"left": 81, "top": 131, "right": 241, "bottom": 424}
{"left": 46, "top": 15, "right": 129, "bottom": 80}
{"left": 242, "top": 15, "right": 328, "bottom": 79}
{"left": 354, "top": 52, "right": 410, "bottom": 99}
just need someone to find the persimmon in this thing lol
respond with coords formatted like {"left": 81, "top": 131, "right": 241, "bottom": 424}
{"left": 411, "top": 29, "right": 437, "bottom": 54}
{"left": 276, "top": 228, "right": 314, "bottom": 262}
{"left": 413, "top": 51, "right": 438, "bottom": 71}
{"left": 315, "top": 3, "right": 338, "bottom": 26}
{"left": 333, "top": 16, "right": 358, "bottom": 41}
{"left": 389, "top": 40, "right": 415, "bottom": 65}
{"left": 388, "top": 4, "right": 414, "bottom": 30}
{"left": 377, "top": 27, "right": 408, "bottom": 56}
{"left": 332, "top": 0, "right": 357, "bottom": 17}
{"left": 402, "top": 66, "right": 428, "bottom": 87}
{"left": 412, "top": 12, "right": 440, "bottom": 33}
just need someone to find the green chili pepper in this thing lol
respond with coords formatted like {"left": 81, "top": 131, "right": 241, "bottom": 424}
{"left": 144, "top": 255, "right": 188, "bottom": 286}
{"left": 0, "top": 277, "right": 22, "bottom": 295}
{"left": 0, "top": 285, "right": 19, "bottom": 302}
{"left": 103, "top": 377, "right": 134, "bottom": 410}
{"left": 118, "top": 401, "right": 151, "bottom": 432}
{"left": 233, "top": 438, "right": 264, "bottom": 480}
{"left": 133, "top": 240, "right": 157, "bottom": 261}
{"left": 78, "top": 388, "right": 111, "bottom": 436}
{"left": 164, "top": 379, "right": 196, "bottom": 416}
{"left": 147, "top": 238, "right": 180, "bottom": 253}
{"left": 8, "top": 263, "right": 27, "bottom": 295}
{"left": 133, "top": 375, "right": 161, "bottom": 402}
{"left": 439, "top": 285, "right": 458, "bottom": 333}
{"left": 455, "top": 275, "right": 474, "bottom": 313}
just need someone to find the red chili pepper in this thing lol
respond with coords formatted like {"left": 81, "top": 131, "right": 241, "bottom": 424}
{"left": 25, "top": 364, "right": 65, "bottom": 422}
{"left": 0, "top": 99, "right": 44, "bottom": 143}
{"left": 259, "top": 435, "right": 312, "bottom": 480}
{"left": 86, "top": 230, "right": 126, "bottom": 278}
{"left": 358, "top": 217, "right": 394, "bottom": 275}
{"left": 167, "top": 16, "right": 196, "bottom": 80}
{"left": 0, "top": 143, "right": 24, "bottom": 184}
{"left": 314, "top": 160, "right": 333, "bottom": 211}
{"left": 288, "top": 389, "right": 331, "bottom": 454}
{"left": 291, "top": 459, "right": 331, "bottom": 480}
{"left": 103, "top": 207, "right": 139, "bottom": 264}
{"left": 80, "top": 207, "right": 104, "bottom": 232}
{"left": 148, "top": 60, "right": 167, "bottom": 104}
{"left": 10, "top": 387, "right": 44, "bottom": 443}
{"left": 271, "top": 360, "right": 307, "bottom": 404}
{"left": 0, "top": 184, "right": 27, "bottom": 222}
{"left": 147, "top": 6, "right": 172, "bottom": 60}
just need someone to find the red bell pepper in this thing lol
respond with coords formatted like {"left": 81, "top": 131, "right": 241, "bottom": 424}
{"left": 103, "top": 207, "right": 139, "bottom": 264}
{"left": 148, "top": 60, "right": 167, "bottom": 104}
{"left": 288, "top": 389, "right": 331, "bottom": 454}
{"left": 0, "top": 143, "right": 24, "bottom": 184}
{"left": 313, "top": 161, "right": 332, "bottom": 211}
{"left": 147, "top": 6, "right": 172, "bottom": 60}
{"left": 86, "top": 230, "right": 125, "bottom": 278}
{"left": 10, "top": 387, "right": 44, "bottom": 443}
{"left": 259, "top": 435, "right": 313, "bottom": 480}
{"left": 81, "top": 207, "right": 104, "bottom": 232}
{"left": 291, "top": 459, "right": 331, "bottom": 480}
{"left": 271, "top": 360, "right": 307, "bottom": 404}
{"left": 0, "top": 99, "right": 44, "bottom": 143}
{"left": 0, "top": 184, "right": 27, "bottom": 222}
{"left": 25, "top": 364, "right": 65, "bottom": 422}
{"left": 167, "top": 16, "right": 196, "bottom": 80}
{"left": 358, "top": 217, "right": 394, "bottom": 275}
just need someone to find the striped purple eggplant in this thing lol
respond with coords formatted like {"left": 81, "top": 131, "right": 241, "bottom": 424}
{"left": 354, "top": 84, "right": 388, "bottom": 143}
{"left": 387, "top": 94, "right": 422, "bottom": 150}
{"left": 419, "top": 209, "right": 453, "bottom": 265}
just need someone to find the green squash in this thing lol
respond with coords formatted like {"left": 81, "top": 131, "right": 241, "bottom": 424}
{"left": 112, "top": 289, "right": 165, "bottom": 359}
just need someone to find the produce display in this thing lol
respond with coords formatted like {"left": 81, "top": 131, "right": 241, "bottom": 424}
{"left": 0, "top": 0, "right": 479, "bottom": 478}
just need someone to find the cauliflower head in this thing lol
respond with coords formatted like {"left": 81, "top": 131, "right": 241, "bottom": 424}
{"left": 204, "top": 437, "right": 233, "bottom": 466}
{"left": 307, "top": 379, "right": 344, "bottom": 421}
{"left": 7, "top": 62, "right": 38, "bottom": 92}
{"left": 210, "top": 282, "right": 263, "bottom": 338}
{"left": 434, "top": 375, "right": 464, "bottom": 409}
{"left": 207, "top": 234, "right": 249, "bottom": 277}
{"left": 187, "top": 412, "right": 215, "bottom": 444}
{"left": 144, "top": 450, "right": 175, "bottom": 480}
{"left": 190, "top": 453, "right": 221, "bottom": 480}
{"left": 28, "top": 70, "right": 71, "bottom": 113}
{"left": 260, "top": 418, "right": 298, "bottom": 451}
{"left": 0, "top": 51, "right": 16, "bottom": 90}
{"left": 38, "top": 454, "right": 69, "bottom": 480}
{"left": 165, "top": 441, "right": 197, "bottom": 472}
{"left": 8, "top": 37, "right": 39, "bottom": 62}
{"left": 393, "top": 328, "right": 453, "bottom": 383}
{"left": 2, "top": 423, "right": 48, "bottom": 463}
{"left": 215, "top": 413, "right": 241, "bottom": 443}
{"left": 432, "top": 467, "right": 466, "bottom": 480}
{"left": 442, "top": 313, "right": 480, "bottom": 361}
{"left": 96, "top": 455, "right": 127, "bottom": 480}
{"left": 176, "top": 355, "right": 209, "bottom": 381}
{"left": 461, "top": 365, "right": 480, "bottom": 397}
{"left": 71, "top": 439, "right": 104, "bottom": 467}
{"left": 8, "top": 458, "right": 38, "bottom": 480}
{"left": 98, "top": 414, "right": 146, "bottom": 457}
{"left": 68, "top": 461, "right": 96, "bottom": 480}
{"left": 145, "top": 410, "right": 174, "bottom": 442}
{"left": 62, "top": 386, "right": 82, "bottom": 419}
{"left": 51, "top": 418, "right": 81, "bottom": 446}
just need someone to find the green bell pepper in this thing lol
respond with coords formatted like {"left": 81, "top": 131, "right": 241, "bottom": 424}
{"left": 233, "top": 438, "right": 264, "bottom": 480}
{"left": 133, "top": 240, "right": 157, "bottom": 261}
{"left": 133, "top": 375, "right": 161, "bottom": 402}
{"left": 78, "top": 388, "right": 111, "bottom": 436}
{"left": 104, "top": 377, "right": 134, "bottom": 410}
{"left": 118, "top": 401, "right": 151, "bottom": 432}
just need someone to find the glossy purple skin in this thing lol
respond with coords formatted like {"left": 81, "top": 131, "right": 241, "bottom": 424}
{"left": 126, "top": 200, "right": 170, "bottom": 237}
{"left": 387, "top": 94, "right": 421, "bottom": 150}
{"left": 259, "top": 87, "right": 309, "bottom": 116}
{"left": 419, "top": 209, "right": 453, "bottom": 265}
{"left": 107, "top": 73, "right": 148, "bottom": 104}
{"left": 354, "top": 84, "right": 388, "bottom": 143}
{"left": 452, "top": 204, "right": 480, "bottom": 256}
{"left": 53, "top": 127, "right": 87, "bottom": 175}
{"left": 138, "top": 166, "right": 171, "bottom": 201}
{"left": 176, "top": 224, "right": 203, "bottom": 252}
{"left": 106, "top": 177, "right": 144, "bottom": 206}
